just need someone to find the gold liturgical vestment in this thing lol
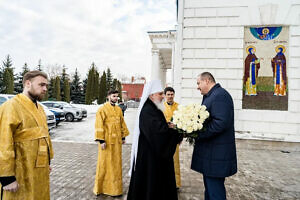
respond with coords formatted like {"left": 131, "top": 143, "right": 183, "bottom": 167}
{"left": 163, "top": 101, "right": 181, "bottom": 188}
{"left": 0, "top": 94, "right": 53, "bottom": 200}
{"left": 93, "top": 102, "right": 129, "bottom": 196}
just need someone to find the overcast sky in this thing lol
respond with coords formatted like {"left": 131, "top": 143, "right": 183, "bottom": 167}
{"left": 0, "top": 0, "right": 176, "bottom": 80}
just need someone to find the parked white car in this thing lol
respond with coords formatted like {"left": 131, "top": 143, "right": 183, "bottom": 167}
{"left": 57, "top": 101, "right": 88, "bottom": 118}
{"left": 42, "top": 101, "right": 83, "bottom": 122}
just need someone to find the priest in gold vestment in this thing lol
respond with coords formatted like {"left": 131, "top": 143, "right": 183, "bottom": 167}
{"left": 0, "top": 71, "right": 53, "bottom": 200}
{"left": 93, "top": 90, "right": 129, "bottom": 196}
{"left": 163, "top": 87, "right": 181, "bottom": 189}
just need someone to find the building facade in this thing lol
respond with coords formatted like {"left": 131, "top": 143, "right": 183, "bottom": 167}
{"left": 148, "top": 0, "right": 300, "bottom": 142}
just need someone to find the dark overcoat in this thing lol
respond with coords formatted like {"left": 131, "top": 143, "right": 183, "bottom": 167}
{"left": 191, "top": 84, "right": 237, "bottom": 177}
{"left": 127, "top": 99, "right": 182, "bottom": 200}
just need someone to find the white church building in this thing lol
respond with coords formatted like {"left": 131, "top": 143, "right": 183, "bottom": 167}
{"left": 148, "top": 0, "right": 300, "bottom": 142}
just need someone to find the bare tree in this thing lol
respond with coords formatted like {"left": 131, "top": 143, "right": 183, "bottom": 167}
{"left": 45, "top": 63, "right": 63, "bottom": 79}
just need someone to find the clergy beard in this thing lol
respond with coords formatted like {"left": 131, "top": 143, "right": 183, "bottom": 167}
{"left": 153, "top": 100, "right": 165, "bottom": 112}
{"left": 28, "top": 90, "right": 44, "bottom": 101}
{"left": 109, "top": 99, "right": 117, "bottom": 105}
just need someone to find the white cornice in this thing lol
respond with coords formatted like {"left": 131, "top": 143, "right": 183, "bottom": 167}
{"left": 148, "top": 30, "right": 176, "bottom": 39}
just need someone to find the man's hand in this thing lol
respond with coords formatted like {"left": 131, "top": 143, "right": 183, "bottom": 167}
{"left": 122, "top": 140, "right": 126, "bottom": 144}
{"left": 101, "top": 143, "right": 106, "bottom": 150}
{"left": 3, "top": 181, "right": 19, "bottom": 192}
{"left": 168, "top": 122, "right": 175, "bottom": 129}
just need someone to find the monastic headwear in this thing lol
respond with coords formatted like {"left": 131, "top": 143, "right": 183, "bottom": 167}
{"left": 129, "top": 80, "right": 163, "bottom": 175}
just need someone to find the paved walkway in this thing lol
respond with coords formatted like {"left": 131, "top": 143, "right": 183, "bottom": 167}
{"left": 50, "top": 140, "right": 300, "bottom": 200}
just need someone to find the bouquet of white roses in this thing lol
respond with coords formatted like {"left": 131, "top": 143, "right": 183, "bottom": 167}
{"left": 171, "top": 103, "right": 209, "bottom": 145}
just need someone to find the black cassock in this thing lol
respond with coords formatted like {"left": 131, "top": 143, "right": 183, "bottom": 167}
{"left": 127, "top": 99, "right": 182, "bottom": 200}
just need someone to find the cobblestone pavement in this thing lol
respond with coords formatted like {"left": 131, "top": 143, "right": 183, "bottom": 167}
{"left": 50, "top": 140, "right": 300, "bottom": 200}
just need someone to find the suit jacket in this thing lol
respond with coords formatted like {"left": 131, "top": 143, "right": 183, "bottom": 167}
{"left": 191, "top": 84, "right": 237, "bottom": 177}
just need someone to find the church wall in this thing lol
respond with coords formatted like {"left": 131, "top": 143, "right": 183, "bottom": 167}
{"left": 176, "top": 0, "right": 300, "bottom": 141}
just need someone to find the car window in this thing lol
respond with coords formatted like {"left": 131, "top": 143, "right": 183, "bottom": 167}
{"left": 56, "top": 102, "right": 70, "bottom": 108}
{"left": 43, "top": 103, "right": 51, "bottom": 107}
{"left": 53, "top": 103, "right": 61, "bottom": 108}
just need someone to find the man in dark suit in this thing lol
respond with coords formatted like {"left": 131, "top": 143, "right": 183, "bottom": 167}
{"left": 191, "top": 72, "right": 237, "bottom": 200}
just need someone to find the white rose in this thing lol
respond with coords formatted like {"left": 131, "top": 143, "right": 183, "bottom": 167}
{"left": 177, "top": 123, "right": 182, "bottom": 129}
{"left": 187, "top": 126, "right": 193, "bottom": 133}
{"left": 192, "top": 117, "right": 198, "bottom": 123}
{"left": 199, "top": 113, "right": 206, "bottom": 120}
{"left": 195, "top": 104, "right": 202, "bottom": 111}
{"left": 173, "top": 119, "right": 178, "bottom": 124}
{"left": 184, "top": 120, "right": 190, "bottom": 126}
{"left": 205, "top": 111, "right": 210, "bottom": 118}
{"left": 199, "top": 118, "right": 205, "bottom": 124}
{"left": 198, "top": 123, "right": 203, "bottom": 130}
{"left": 187, "top": 120, "right": 193, "bottom": 127}
{"left": 177, "top": 105, "right": 184, "bottom": 111}
{"left": 179, "top": 113, "right": 184, "bottom": 119}
{"left": 182, "top": 125, "right": 187, "bottom": 131}
{"left": 193, "top": 124, "right": 198, "bottom": 131}
{"left": 193, "top": 114, "right": 199, "bottom": 120}
{"left": 174, "top": 111, "right": 180, "bottom": 117}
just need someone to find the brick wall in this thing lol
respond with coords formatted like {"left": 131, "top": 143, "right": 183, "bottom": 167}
{"left": 122, "top": 83, "right": 144, "bottom": 101}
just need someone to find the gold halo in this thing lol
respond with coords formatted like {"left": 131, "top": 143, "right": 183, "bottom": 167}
{"left": 275, "top": 45, "right": 286, "bottom": 53}
{"left": 262, "top": 28, "right": 269, "bottom": 35}
{"left": 246, "top": 45, "right": 256, "bottom": 53}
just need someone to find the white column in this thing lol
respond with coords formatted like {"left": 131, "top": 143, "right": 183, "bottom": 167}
{"left": 171, "top": 40, "right": 175, "bottom": 87}
{"left": 173, "top": 0, "right": 184, "bottom": 103}
{"left": 151, "top": 49, "right": 160, "bottom": 81}
{"left": 161, "top": 69, "right": 167, "bottom": 87}
{"left": 173, "top": 31, "right": 182, "bottom": 102}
